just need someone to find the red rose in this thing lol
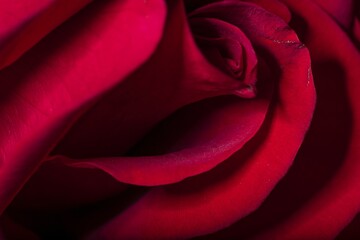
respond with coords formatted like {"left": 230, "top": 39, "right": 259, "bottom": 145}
{"left": 0, "top": 0, "right": 359, "bottom": 239}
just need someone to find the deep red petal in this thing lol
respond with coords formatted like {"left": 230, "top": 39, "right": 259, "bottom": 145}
{"left": 0, "top": 0, "right": 166, "bottom": 213}
{"left": 251, "top": 0, "right": 360, "bottom": 239}
{"left": 311, "top": 0, "right": 354, "bottom": 28}
{"left": 51, "top": 0, "right": 262, "bottom": 186}
{"left": 0, "top": 0, "right": 91, "bottom": 69}
{"left": 54, "top": 96, "right": 269, "bottom": 186}
{"left": 85, "top": 2, "right": 315, "bottom": 239}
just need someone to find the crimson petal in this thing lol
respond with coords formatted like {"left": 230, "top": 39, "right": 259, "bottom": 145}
{"left": 85, "top": 1, "right": 315, "bottom": 239}
{"left": 0, "top": 0, "right": 166, "bottom": 213}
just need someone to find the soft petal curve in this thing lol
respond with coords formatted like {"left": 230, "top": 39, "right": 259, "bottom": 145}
{"left": 0, "top": 0, "right": 166, "bottom": 213}
{"left": 85, "top": 2, "right": 315, "bottom": 239}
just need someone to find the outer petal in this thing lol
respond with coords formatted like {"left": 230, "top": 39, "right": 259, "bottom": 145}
{"left": 251, "top": 0, "right": 360, "bottom": 239}
{"left": 0, "top": 0, "right": 166, "bottom": 213}
{"left": 311, "top": 0, "right": 354, "bottom": 28}
{"left": 86, "top": 2, "right": 315, "bottom": 239}
{"left": 54, "top": 97, "right": 269, "bottom": 186}
{"left": 50, "top": 0, "right": 263, "bottom": 186}
{"left": 0, "top": 0, "right": 91, "bottom": 69}
{"left": 240, "top": 0, "right": 292, "bottom": 23}
{"left": 195, "top": 1, "right": 360, "bottom": 239}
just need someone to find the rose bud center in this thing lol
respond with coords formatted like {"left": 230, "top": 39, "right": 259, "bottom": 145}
{"left": 189, "top": 16, "right": 258, "bottom": 98}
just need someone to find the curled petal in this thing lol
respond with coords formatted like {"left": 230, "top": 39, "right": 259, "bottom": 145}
{"left": 249, "top": 0, "right": 360, "bottom": 239}
{"left": 51, "top": 0, "right": 263, "bottom": 185}
{"left": 85, "top": 2, "right": 315, "bottom": 239}
{"left": 54, "top": 96, "right": 269, "bottom": 186}
{"left": 0, "top": 0, "right": 91, "bottom": 69}
{"left": 0, "top": 0, "right": 166, "bottom": 213}
{"left": 190, "top": 17, "right": 258, "bottom": 93}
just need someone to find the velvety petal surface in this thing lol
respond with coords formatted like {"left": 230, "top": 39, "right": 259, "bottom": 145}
{"left": 253, "top": 0, "right": 360, "bottom": 238}
{"left": 194, "top": 0, "right": 360, "bottom": 239}
{"left": 0, "top": 215, "right": 39, "bottom": 240}
{"left": 0, "top": 0, "right": 166, "bottom": 213}
{"left": 312, "top": 0, "right": 354, "bottom": 28}
{"left": 0, "top": 0, "right": 91, "bottom": 69}
{"left": 85, "top": 1, "right": 315, "bottom": 239}
{"left": 49, "top": 0, "right": 264, "bottom": 186}
{"left": 53, "top": 96, "right": 268, "bottom": 186}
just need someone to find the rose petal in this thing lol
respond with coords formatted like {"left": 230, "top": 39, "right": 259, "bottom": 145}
{"left": 190, "top": 17, "right": 258, "bottom": 86}
{"left": 311, "top": 0, "right": 354, "bottom": 28}
{"left": 0, "top": 0, "right": 91, "bottom": 69}
{"left": 249, "top": 0, "right": 360, "bottom": 239}
{"left": 0, "top": 0, "right": 166, "bottom": 213}
{"left": 53, "top": 96, "right": 269, "bottom": 186}
{"left": 50, "top": 0, "right": 260, "bottom": 186}
{"left": 201, "top": 1, "right": 360, "bottom": 239}
{"left": 8, "top": 161, "right": 128, "bottom": 211}
{"left": 85, "top": 2, "right": 315, "bottom": 239}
